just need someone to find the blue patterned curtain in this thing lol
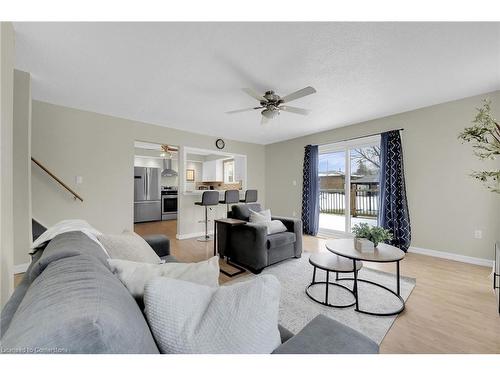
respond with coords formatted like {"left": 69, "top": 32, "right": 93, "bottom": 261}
{"left": 302, "top": 145, "right": 319, "bottom": 235}
{"left": 378, "top": 131, "right": 411, "bottom": 251}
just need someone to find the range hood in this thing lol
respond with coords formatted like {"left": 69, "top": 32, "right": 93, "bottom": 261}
{"left": 161, "top": 158, "right": 178, "bottom": 177}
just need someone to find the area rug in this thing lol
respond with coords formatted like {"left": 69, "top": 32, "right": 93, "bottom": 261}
{"left": 234, "top": 253, "right": 416, "bottom": 344}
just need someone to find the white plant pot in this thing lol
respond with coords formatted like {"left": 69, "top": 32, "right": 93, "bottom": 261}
{"left": 355, "top": 238, "right": 375, "bottom": 253}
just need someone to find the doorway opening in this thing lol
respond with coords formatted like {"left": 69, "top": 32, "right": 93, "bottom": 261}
{"left": 133, "top": 141, "right": 179, "bottom": 240}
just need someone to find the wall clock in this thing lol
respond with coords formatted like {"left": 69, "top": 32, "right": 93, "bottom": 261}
{"left": 215, "top": 138, "right": 225, "bottom": 150}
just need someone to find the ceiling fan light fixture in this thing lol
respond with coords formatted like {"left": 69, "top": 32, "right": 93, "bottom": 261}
{"left": 261, "top": 109, "right": 279, "bottom": 119}
{"left": 227, "top": 86, "right": 316, "bottom": 124}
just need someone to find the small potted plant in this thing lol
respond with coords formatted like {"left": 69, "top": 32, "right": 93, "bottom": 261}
{"left": 352, "top": 223, "right": 393, "bottom": 252}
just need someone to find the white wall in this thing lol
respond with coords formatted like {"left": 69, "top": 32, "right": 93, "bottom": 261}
{"left": 265, "top": 91, "right": 500, "bottom": 261}
{"left": 31, "top": 100, "right": 266, "bottom": 244}
{"left": 0, "top": 22, "right": 15, "bottom": 307}
{"left": 185, "top": 160, "right": 202, "bottom": 191}
{"left": 13, "top": 70, "right": 32, "bottom": 266}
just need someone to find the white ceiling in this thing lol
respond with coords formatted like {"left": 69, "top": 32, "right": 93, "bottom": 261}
{"left": 13, "top": 22, "right": 500, "bottom": 145}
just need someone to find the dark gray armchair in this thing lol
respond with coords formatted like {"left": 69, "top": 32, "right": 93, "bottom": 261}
{"left": 219, "top": 203, "right": 302, "bottom": 274}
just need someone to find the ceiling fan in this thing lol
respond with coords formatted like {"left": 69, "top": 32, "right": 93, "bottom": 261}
{"left": 226, "top": 86, "right": 317, "bottom": 124}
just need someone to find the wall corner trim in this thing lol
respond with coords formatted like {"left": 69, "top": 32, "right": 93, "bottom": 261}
{"left": 408, "top": 246, "right": 494, "bottom": 267}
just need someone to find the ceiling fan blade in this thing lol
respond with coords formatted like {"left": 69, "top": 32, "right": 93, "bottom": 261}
{"left": 280, "top": 105, "right": 310, "bottom": 116}
{"left": 242, "top": 88, "right": 267, "bottom": 102}
{"left": 226, "top": 107, "right": 262, "bottom": 114}
{"left": 260, "top": 115, "right": 269, "bottom": 125}
{"left": 281, "top": 86, "right": 316, "bottom": 103}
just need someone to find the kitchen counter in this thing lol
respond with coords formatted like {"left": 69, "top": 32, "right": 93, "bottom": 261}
{"left": 182, "top": 190, "right": 245, "bottom": 196}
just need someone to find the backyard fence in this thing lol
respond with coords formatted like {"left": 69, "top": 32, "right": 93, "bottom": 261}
{"left": 319, "top": 188, "right": 379, "bottom": 217}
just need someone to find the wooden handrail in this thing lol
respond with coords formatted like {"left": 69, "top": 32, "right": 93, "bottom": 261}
{"left": 31, "top": 157, "right": 83, "bottom": 202}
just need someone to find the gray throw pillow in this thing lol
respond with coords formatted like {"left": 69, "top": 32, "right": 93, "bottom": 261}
{"left": 144, "top": 275, "right": 282, "bottom": 354}
{"left": 97, "top": 231, "right": 161, "bottom": 264}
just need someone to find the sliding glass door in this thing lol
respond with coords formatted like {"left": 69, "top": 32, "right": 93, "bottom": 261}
{"left": 318, "top": 150, "right": 346, "bottom": 232}
{"left": 318, "top": 136, "right": 380, "bottom": 235}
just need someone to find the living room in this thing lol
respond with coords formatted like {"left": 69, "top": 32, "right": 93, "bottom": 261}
{"left": 1, "top": 1, "right": 499, "bottom": 372}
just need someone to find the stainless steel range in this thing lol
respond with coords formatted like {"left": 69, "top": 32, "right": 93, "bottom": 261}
{"left": 161, "top": 187, "right": 178, "bottom": 221}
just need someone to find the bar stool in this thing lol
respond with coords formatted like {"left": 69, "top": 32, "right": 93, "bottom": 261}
{"left": 240, "top": 189, "right": 257, "bottom": 203}
{"left": 195, "top": 191, "right": 219, "bottom": 242}
{"left": 219, "top": 190, "right": 240, "bottom": 214}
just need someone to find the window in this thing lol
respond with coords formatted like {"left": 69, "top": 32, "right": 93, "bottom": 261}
{"left": 223, "top": 159, "right": 235, "bottom": 183}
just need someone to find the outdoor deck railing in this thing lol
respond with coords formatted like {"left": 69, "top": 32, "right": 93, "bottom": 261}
{"left": 319, "top": 188, "right": 379, "bottom": 217}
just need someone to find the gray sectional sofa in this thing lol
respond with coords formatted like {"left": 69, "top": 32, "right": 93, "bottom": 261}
{"left": 0, "top": 231, "right": 378, "bottom": 354}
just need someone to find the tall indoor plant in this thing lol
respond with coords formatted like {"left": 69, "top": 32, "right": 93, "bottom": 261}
{"left": 458, "top": 99, "right": 500, "bottom": 193}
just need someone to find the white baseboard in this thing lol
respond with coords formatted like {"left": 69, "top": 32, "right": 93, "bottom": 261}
{"left": 408, "top": 246, "right": 494, "bottom": 267}
{"left": 176, "top": 230, "right": 214, "bottom": 240}
{"left": 13, "top": 263, "right": 30, "bottom": 274}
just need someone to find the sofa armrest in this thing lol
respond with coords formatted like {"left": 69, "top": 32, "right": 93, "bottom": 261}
{"left": 142, "top": 234, "right": 170, "bottom": 258}
{"left": 271, "top": 216, "right": 303, "bottom": 258}
{"left": 229, "top": 223, "right": 268, "bottom": 272}
{"left": 272, "top": 315, "right": 379, "bottom": 354}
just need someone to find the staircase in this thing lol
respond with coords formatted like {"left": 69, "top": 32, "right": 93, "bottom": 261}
{"left": 32, "top": 219, "right": 46, "bottom": 242}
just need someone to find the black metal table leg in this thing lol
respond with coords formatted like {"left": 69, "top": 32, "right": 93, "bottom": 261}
{"left": 325, "top": 271, "right": 330, "bottom": 304}
{"left": 213, "top": 220, "right": 217, "bottom": 256}
{"left": 305, "top": 258, "right": 356, "bottom": 309}
{"left": 221, "top": 258, "right": 246, "bottom": 277}
{"left": 396, "top": 260, "right": 400, "bottom": 295}
{"left": 353, "top": 259, "right": 359, "bottom": 311}
{"left": 338, "top": 259, "right": 405, "bottom": 316}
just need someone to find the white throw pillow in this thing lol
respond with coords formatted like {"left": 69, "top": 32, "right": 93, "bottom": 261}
{"left": 249, "top": 209, "right": 287, "bottom": 235}
{"left": 144, "top": 275, "right": 282, "bottom": 354}
{"left": 108, "top": 256, "right": 220, "bottom": 298}
{"left": 249, "top": 208, "right": 271, "bottom": 223}
{"left": 97, "top": 231, "right": 161, "bottom": 264}
{"left": 267, "top": 220, "right": 288, "bottom": 235}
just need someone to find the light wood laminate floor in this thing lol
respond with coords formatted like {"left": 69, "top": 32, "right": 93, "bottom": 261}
{"left": 133, "top": 220, "right": 500, "bottom": 354}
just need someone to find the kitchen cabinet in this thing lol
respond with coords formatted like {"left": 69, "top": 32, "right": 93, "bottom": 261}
{"left": 234, "top": 156, "right": 246, "bottom": 182}
{"left": 202, "top": 159, "right": 223, "bottom": 182}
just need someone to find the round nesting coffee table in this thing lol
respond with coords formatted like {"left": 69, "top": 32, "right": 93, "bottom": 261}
{"left": 325, "top": 239, "right": 406, "bottom": 316}
{"left": 306, "top": 252, "right": 363, "bottom": 308}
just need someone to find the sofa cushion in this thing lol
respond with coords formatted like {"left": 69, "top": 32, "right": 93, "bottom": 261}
{"left": 272, "top": 314, "right": 379, "bottom": 354}
{"left": 231, "top": 203, "right": 262, "bottom": 221}
{"left": 266, "top": 231, "right": 296, "bottom": 249}
{"left": 1, "top": 252, "right": 159, "bottom": 353}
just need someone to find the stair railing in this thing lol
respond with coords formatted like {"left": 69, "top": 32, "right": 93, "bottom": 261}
{"left": 31, "top": 157, "right": 83, "bottom": 202}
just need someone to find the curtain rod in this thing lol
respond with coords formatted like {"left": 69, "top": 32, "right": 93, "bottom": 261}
{"left": 310, "top": 128, "right": 404, "bottom": 147}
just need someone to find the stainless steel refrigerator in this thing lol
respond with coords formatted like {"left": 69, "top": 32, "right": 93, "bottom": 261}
{"left": 134, "top": 167, "right": 161, "bottom": 223}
